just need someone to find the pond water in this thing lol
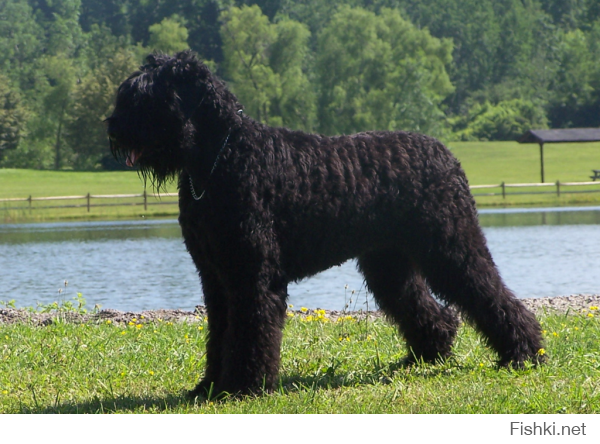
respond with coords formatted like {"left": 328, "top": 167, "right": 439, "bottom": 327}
{"left": 1, "top": 206, "right": 599, "bottom": 312}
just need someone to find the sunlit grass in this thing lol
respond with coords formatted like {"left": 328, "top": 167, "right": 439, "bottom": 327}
{"left": 1, "top": 306, "right": 598, "bottom": 413}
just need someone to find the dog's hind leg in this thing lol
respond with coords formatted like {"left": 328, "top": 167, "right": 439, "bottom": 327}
{"left": 416, "top": 216, "right": 544, "bottom": 368}
{"left": 358, "top": 249, "right": 459, "bottom": 363}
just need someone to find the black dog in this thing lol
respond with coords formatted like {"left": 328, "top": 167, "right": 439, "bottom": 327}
{"left": 107, "top": 51, "right": 543, "bottom": 397}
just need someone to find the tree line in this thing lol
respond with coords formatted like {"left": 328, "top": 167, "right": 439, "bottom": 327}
{"left": 1, "top": 0, "right": 599, "bottom": 170}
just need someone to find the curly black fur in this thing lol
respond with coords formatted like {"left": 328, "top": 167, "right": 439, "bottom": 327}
{"left": 107, "top": 51, "right": 544, "bottom": 397}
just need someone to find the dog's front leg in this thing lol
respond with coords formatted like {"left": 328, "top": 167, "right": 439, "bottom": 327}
{"left": 216, "top": 266, "right": 288, "bottom": 396}
{"left": 188, "top": 266, "right": 229, "bottom": 399}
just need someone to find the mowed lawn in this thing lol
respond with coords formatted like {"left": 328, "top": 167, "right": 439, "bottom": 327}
{"left": 0, "top": 168, "right": 174, "bottom": 198}
{"left": 449, "top": 140, "right": 600, "bottom": 185}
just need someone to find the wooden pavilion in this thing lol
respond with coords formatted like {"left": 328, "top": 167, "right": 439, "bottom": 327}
{"left": 518, "top": 128, "right": 600, "bottom": 183}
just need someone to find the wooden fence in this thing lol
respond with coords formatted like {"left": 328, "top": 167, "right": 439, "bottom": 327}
{"left": 2, "top": 180, "right": 600, "bottom": 213}
{"left": 470, "top": 180, "right": 600, "bottom": 198}
{"left": 0, "top": 191, "right": 178, "bottom": 212}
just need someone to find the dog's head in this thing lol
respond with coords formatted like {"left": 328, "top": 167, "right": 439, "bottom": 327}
{"left": 106, "top": 50, "right": 242, "bottom": 189}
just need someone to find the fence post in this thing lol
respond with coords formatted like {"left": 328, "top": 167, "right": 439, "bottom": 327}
{"left": 28, "top": 195, "right": 32, "bottom": 211}
{"left": 556, "top": 180, "right": 560, "bottom": 197}
{"left": 501, "top": 182, "right": 506, "bottom": 199}
{"left": 143, "top": 190, "right": 147, "bottom": 211}
{"left": 86, "top": 193, "right": 91, "bottom": 212}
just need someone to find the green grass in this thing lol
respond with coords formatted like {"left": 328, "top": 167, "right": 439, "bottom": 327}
{"left": 1, "top": 308, "right": 599, "bottom": 413}
{"left": 0, "top": 169, "right": 179, "bottom": 223}
{"left": 450, "top": 141, "right": 600, "bottom": 208}
{"left": 2, "top": 141, "right": 600, "bottom": 222}
{"left": 449, "top": 141, "right": 600, "bottom": 185}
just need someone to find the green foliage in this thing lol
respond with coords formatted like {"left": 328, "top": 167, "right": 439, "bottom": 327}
{"left": 316, "top": 7, "right": 453, "bottom": 136}
{"left": 0, "top": 75, "right": 27, "bottom": 159}
{"left": 67, "top": 49, "right": 140, "bottom": 169}
{"left": 451, "top": 99, "right": 548, "bottom": 141}
{"left": 147, "top": 16, "right": 189, "bottom": 54}
{"left": 221, "top": 5, "right": 315, "bottom": 130}
{"left": 2, "top": 0, "right": 600, "bottom": 169}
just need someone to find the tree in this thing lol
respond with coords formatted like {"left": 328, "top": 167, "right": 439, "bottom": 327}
{"left": 147, "top": 17, "right": 189, "bottom": 54}
{"left": 220, "top": 5, "right": 315, "bottom": 130}
{"left": 0, "top": 75, "right": 27, "bottom": 161}
{"left": 547, "top": 26, "right": 600, "bottom": 128}
{"left": 66, "top": 48, "right": 140, "bottom": 169}
{"left": 451, "top": 99, "right": 548, "bottom": 141}
{"left": 316, "top": 6, "right": 454, "bottom": 136}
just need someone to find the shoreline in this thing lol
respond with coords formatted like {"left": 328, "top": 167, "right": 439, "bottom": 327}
{"left": 1, "top": 294, "right": 598, "bottom": 326}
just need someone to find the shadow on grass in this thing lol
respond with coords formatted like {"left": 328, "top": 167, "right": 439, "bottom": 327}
{"left": 21, "top": 358, "right": 469, "bottom": 413}
{"left": 22, "top": 391, "right": 192, "bottom": 414}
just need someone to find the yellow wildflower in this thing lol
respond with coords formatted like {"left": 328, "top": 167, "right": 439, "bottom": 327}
{"left": 537, "top": 348, "right": 546, "bottom": 356}
{"left": 589, "top": 306, "right": 598, "bottom": 310}
{"left": 136, "top": 324, "right": 143, "bottom": 329}
{"left": 587, "top": 313, "right": 594, "bottom": 318}
{"left": 300, "top": 307, "right": 308, "bottom": 313}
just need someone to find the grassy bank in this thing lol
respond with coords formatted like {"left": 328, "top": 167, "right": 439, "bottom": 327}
{"left": 2, "top": 141, "right": 600, "bottom": 222}
{"left": 1, "top": 307, "right": 598, "bottom": 413}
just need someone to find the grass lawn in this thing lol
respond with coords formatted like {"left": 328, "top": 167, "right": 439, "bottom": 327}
{"left": 0, "top": 307, "right": 598, "bottom": 414}
{"left": 0, "top": 169, "right": 179, "bottom": 222}
{"left": 2, "top": 141, "right": 600, "bottom": 222}
{"left": 449, "top": 141, "right": 600, "bottom": 185}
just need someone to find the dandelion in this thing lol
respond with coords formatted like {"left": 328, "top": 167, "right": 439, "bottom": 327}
{"left": 587, "top": 313, "right": 594, "bottom": 318}
{"left": 2, "top": 390, "right": 8, "bottom": 395}
{"left": 198, "top": 326, "right": 204, "bottom": 330}
{"left": 105, "top": 320, "right": 112, "bottom": 325}
{"left": 149, "top": 370, "right": 154, "bottom": 376}
{"left": 479, "top": 363, "right": 484, "bottom": 368}
{"left": 552, "top": 332, "right": 558, "bottom": 337}
{"left": 288, "top": 304, "right": 294, "bottom": 308}
{"left": 121, "top": 331, "right": 126, "bottom": 335}
{"left": 300, "top": 307, "right": 308, "bottom": 313}
{"left": 128, "top": 321, "right": 135, "bottom": 326}
{"left": 537, "top": 348, "right": 546, "bottom": 356}
{"left": 136, "top": 324, "right": 143, "bottom": 329}
{"left": 140, "top": 315, "right": 145, "bottom": 319}
{"left": 590, "top": 306, "right": 598, "bottom": 311}
{"left": 286, "top": 312, "right": 294, "bottom": 318}
{"left": 131, "top": 318, "right": 137, "bottom": 323}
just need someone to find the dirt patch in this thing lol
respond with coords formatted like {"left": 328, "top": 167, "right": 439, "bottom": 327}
{"left": 1, "top": 294, "right": 598, "bottom": 326}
